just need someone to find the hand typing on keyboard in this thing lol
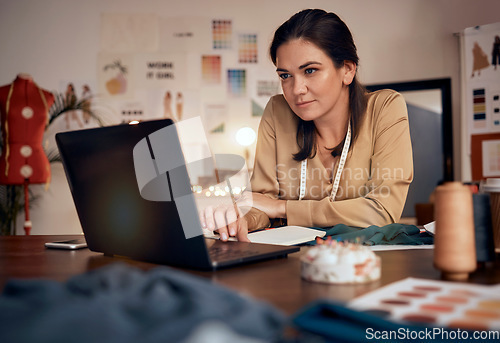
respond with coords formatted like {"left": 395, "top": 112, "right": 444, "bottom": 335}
{"left": 199, "top": 203, "right": 250, "bottom": 242}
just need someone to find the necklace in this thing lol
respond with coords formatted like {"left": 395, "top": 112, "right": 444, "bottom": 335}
{"left": 3, "top": 79, "right": 49, "bottom": 176}
{"left": 298, "top": 122, "right": 351, "bottom": 201}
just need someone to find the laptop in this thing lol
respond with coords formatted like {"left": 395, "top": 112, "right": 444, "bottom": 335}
{"left": 55, "top": 118, "right": 299, "bottom": 270}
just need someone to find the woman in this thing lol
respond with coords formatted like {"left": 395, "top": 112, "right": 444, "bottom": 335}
{"left": 202, "top": 9, "right": 413, "bottom": 242}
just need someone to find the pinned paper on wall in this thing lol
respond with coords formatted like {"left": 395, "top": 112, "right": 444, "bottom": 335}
{"left": 97, "top": 54, "right": 134, "bottom": 98}
{"left": 472, "top": 88, "right": 487, "bottom": 130}
{"left": 96, "top": 13, "right": 271, "bottom": 157}
{"left": 134, "top": 88, "right": 200, "bottom": 123}
{"left": 160, "top": 17, "right": 212, "bottom": 53}
{"left": 252, "top": 99, "right": 264, "bottom": 117}
{"left": 119, "top": 101, "right": 145, "bottom": 123}
{"left": 250, "top": 78, "right": 281, "bottom": 116}
{"left": 202, "top": 55, "right": 222, "bottom": 84}
{"left": 471, "top": 133, "right": 500, "bottom": 180}
{"left": 134, "top": 53, "right": 187, "bottom": 89}
{"left": 227, "top": 69, "right": 246, "bottom": 97}
{"left": 100, "top": 13, "right": 159, "bottom": 53}
{"left": 463, "top": 22, "right": 500, "bottom": 136}
{"left": 238, "top": 33, "right": 258, "bottom": 63}
{"left": 482, "top": 139, "right": 500, "bottom": 177}
{"left": 471, "top": 87, "right": 500, "bottom": 132}
{"left": 205, "top": 103, "right": 227, "bottom": 134}
{"left": 212, "top": 19, "right": 232, "bottom": 49}
{"left": 54, "top": 80, "right": 98, "bottom": 130}
{"left": 257, "top": 80, "right": 280, "bottom": 97}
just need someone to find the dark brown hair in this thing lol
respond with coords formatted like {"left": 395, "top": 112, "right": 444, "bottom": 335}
{"left": 270, "top": 9, "right": 367, "bottom": 160}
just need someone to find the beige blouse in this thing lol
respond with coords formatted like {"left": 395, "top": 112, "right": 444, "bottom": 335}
{"left": 245, "top": 89, "right": 413, "bottom": 230}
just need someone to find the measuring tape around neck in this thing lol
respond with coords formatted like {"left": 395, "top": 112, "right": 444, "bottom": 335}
{"left": 298, "top": 122, "right": 351, "bottom": 201}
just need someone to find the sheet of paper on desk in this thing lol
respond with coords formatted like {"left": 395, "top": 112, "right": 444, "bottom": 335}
{"left": 423, "top": 221, "right": 435, "bottom": 234}
{"left": 248, "top": 226, "right": 326, "bottom": 246}
{"left": 368, "top": 244, "right": 434, "bottom": 251}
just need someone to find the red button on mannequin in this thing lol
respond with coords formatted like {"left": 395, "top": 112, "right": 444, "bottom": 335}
{"left": 0, "top": 74, "right": 54, "bottom": 235}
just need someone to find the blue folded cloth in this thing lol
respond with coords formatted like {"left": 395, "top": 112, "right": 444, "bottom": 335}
{"left": 0, "top": 263, "right": 285, "bottom": 343}
{"left": 308, "top": 223, "right": 433, "bottom": 246}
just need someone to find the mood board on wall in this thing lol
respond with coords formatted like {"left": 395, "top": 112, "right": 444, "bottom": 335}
{"left": 95, "top": 13, "right": 278, "bottom": 160}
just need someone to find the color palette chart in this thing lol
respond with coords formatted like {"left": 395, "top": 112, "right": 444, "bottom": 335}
{"left": 212, "top": 20, "right": 232, "bottom": 49}
{"left": 238, "top": 34, "right": 257, "bottom": 63}
{"left": 349, "top": 277, "right": 500, "bottom": 331}
{"left": 201, "top": 55, "right": 221, "bottom": 84}
{"left": 473, "top": 88, "right": 487, "bottom": 129}
{"left": 227, "top": 69, "right": 246, "bottom": 97}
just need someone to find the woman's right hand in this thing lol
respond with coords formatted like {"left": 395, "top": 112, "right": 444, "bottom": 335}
{"left": 199, "top": 204, "right": 250, "bottom": 242}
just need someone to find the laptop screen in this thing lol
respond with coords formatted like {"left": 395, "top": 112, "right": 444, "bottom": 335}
{"left": 56, "top": 119, "right": 212, "bottom": 267}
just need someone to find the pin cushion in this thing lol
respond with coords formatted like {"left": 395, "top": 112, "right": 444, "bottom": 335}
{"left": 300, "top": 239, "right": 381, "bottom": 284}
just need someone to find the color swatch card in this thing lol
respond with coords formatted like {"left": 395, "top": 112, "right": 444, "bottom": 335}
{"left": 349, "top": 277, "right": 500, "bottom": 331}
{"left": 201, "top": 55, "right": 221, "bottom": 84}
{"left": 212, "top": 19, "right": 232, "bottom": 49}
{"left": 238, "top": 33, "right": 258, "bottom": 63}
{"left": 227, "top": 69, "right": 246, "bottom": 97}
{"left": 473, "top": 88, "right": 487, "bottom": 130}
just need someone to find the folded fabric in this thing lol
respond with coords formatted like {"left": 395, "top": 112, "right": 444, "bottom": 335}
{"left": 291, "top": 300, "right": 496, "bottom": 343}
{"left": 0, "top": 263, "right": 285, "bottom": 343}
{"left": 308, "top": 223, "right": 434, "bottom": 246}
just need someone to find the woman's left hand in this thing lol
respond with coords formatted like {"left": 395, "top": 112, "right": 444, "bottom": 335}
{"left": 238, "top": 191, "right": 286, "bottom": 219}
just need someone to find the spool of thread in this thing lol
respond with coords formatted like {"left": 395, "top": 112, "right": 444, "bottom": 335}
{"left": 472, "top": 193, "right": 495, "bottom": 263}
{"left": 433, "top": 182, "right": 476, "bottom": 281}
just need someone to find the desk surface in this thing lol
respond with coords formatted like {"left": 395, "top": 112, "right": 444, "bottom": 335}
{"left": 1, "top": 235, "right": 499, "bottom": 315}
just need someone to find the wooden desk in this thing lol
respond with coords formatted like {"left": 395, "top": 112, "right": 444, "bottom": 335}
{"left": 1, "top": 235, "right": 499, "bottom": 315}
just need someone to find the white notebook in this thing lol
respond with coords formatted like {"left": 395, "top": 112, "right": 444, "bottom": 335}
{"left": 248, "top": 226, "right": 326, "bottom": 246}
{"left": 205, "top": 225, "right": 326, "bottom": 245}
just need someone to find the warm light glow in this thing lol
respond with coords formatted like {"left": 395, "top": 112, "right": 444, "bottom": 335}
{"left": 197, "top": 185, "right": 248, "bottom": 198}
{"left": 129, "top": 120, "right": 140, "bottom": 125}
{"left": 235, "top": 127, "right": 256, "bottom": 147}
{"left": 191, "top": 185, "right": 203, "bottom": 193}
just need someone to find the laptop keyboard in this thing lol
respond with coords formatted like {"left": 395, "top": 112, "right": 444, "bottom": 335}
{"left": 208, "top": 246, "right": 261, "bottom": 260}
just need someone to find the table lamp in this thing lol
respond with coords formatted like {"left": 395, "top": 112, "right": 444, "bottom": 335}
{"left": 235, "top": 127, "right": 256, "bottom": 168}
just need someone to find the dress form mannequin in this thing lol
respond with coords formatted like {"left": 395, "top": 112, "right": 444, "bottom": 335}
{"left": 0, "top": 73, "right": 54, "bottom": 234}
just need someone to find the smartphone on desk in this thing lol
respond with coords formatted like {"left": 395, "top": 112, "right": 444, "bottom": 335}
{"left": 45, "top": 238, "right": 87, "bottom": 250}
